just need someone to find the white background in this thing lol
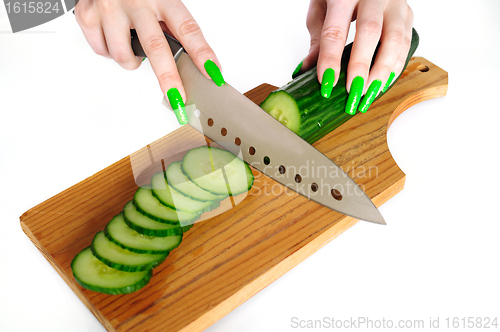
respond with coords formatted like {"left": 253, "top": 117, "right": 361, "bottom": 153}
{"left": 1, "top": 0, "right": 499, "bottom": 331}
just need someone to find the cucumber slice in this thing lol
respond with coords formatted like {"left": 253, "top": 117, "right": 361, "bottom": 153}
{"left": 72, "top": 247, "right": 152, "bottom": 295}
{"left": 123, "top": 201, "right": 184, "bottom": 237}
{"left": 105, "top": 213, "right": 182, "bottom": 254}
{"left": 167, "top": 161, "right": 226, "bottom": 202}
{"left": 91, "top": 231, "right": 167, "bottom": 272}
{"left": 182, "top": 146, "right": 254, "bottom": 196}
{"left": 151, "top": 172, "right": 214, "bottom": 214}
{"left": 260, "top": 91, "right": 301, "bottom": 134}
{"left": 134, "top": 185, "right": 200, "bottom": 225}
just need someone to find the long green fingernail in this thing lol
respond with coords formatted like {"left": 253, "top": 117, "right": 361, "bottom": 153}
{"left": 204, "top": 59, "right": 225, "bottom": 87}
{"left": 358, "top": 79, "right": 382, "bottom": 113}
{"left": 345, "top": 76, "right": 364, "bottom": 115}
{"left": 166, "top": 88, "right": 188, "bottom": 125}
{"left": 382, "top": 71, "right": 395, "bottom": 93}
{"left": 320, "top": 68, "right": 335, "bottom": 98}
{"left": 292, "top": 59, "right": 304, "bottom": 78}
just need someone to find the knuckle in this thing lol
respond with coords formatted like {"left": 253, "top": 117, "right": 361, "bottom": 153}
{"left": 321, "top": 25, "right": 346, "bottom": 43}
{"left": 310, "top": 37, "right": 320, "bottom": 48}
{"left": 178, "top": 18, "right": 201, "bottom": 38}
{"left": 349, "top": 60, "right": 370, "bottom": 73}
{"left": 388, "top": 29, "right": 405, "bottom": 46}
{"left": 143, "top": 35, "right": 167, "bottom": 56}
{"left": 112, "top": 51, "right": 132, "bottom": 64}
{"left": 359, "top": 19, "right": 382, "bottom": 37}
{"left": 191, "top": 44, "right": 212, "bottom": 59}
{"left": 157, "top": 71, "right": 178, "bottom": 87}
{"left": 320, "top": 53, "right": 341, "bottom": 68}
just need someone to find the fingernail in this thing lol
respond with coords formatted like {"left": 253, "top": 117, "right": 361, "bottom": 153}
{"left": 142, "top": 57, "right": 147, "bottom": 62}
{"left": 292, "top": 59, "right": 304, "bottom": 78}
{"left": 382, "top": 71, "right": 395, "bottom": 93}
{"left": 166, "top": 88, "right": 188, "bottom": 125}
{"left": 204, "top": 59, "right": 225, "bottom": 86}
{"left": 345, "top": 76, "right": 364, "bottom": 115}
{"left": 320, "top": 68, "right": 335, "bottom": 98}
{"left": 358, "top": 79, "right": 382, "bottom": 113}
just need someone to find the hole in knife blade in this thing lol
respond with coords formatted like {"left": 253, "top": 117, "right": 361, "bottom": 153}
{"left": 194, "top": 109, "right": 201, "bottom": 118}
{"left": 295, "top": 174, "right": 302, "bottom": 183}
{"left": 208, "top": 118, "right": 214, "bottom": 126}
{"left": 311, "top": 183, "right": 318, "bottom": 192}
{"left": 221, "top": 128, "right": 227, "bottom": 136}
{"left": 263, "top": 156, "right": 270, "bottom": 165}
{"left": 235, "top": 137, "right": 241, "bottom": 146}
{"left": 279, "top": 165, "right": 286, "bottom": 174}
{"left": 331, "top": 189, "right": 342, "bottom": 201}
{"left": 249, "top": 147, "right": 256, "bottom": 155}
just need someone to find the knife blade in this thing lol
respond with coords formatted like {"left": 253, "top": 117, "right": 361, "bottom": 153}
{"left": 131, "top": 31, "right": 385, "bottom": 224}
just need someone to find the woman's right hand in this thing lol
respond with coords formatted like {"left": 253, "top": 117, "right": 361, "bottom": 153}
{"left": 75, "top": 0, "right": 224, "bottom": 124}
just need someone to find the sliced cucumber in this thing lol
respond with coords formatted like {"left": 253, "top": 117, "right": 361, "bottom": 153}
{"left": 105, "top": 212, "right": 182, "bottom": 254}
{"left": 134, "top": 185, "right": 200, "bottom": 225}
{"left": 91, "top": 231, "right": 167, "bottom": 272}
{"left": 123, "top": 200, "right": 184, "bottom": 237}
{"left": 167, "top": 161, "right": 226, "bottom": 202}
{"left": 72, "top": 247, "right": 152, "bottom": 295}
{"left": 182, "top": 146, "right": 254, "bottom": 196}
{"left": 151, "top": 172, "right": 214, "bottom": 214}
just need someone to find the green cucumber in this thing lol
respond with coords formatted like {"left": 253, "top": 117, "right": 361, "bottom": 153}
{"left": 72, "top": 247, "right": 152, "bottom": 295}
{"left": 134, "top": 185, "right": 200, "bottom": 225}
{"left": 151, "top": 172, "right": 214, "bottom": 214}
{"left": 260, "top": 28, "right": 420, "bottom": 144}
{"left": 182, "top": 146, "right": 254, "bottom": 196}
{"left": 105, "top": 212, "right": 182, "bottom": 254}
{"left": 167, "top": 161, "right": 226, "bottom": 202}
{"left": 91, "top": 231, "right": 167, "bottom": 272}
{"left": 123, "top": 200, "right": 184, "bottom": 237}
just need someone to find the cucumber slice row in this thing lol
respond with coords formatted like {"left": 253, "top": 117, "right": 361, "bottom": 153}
{"left": 105, "top": 213, "right": 182, "bottom": 254}
{"left": 91, "top": 231, "right": 167, "bottom": 272}
{"left": 182, "top": 146, "right": 254, "bottom": 196}
{"left": 72, "top": 146, "right": 254, "bottom": 295}
{"left": 72, "top": 247, "right": 152, "bottom": 295}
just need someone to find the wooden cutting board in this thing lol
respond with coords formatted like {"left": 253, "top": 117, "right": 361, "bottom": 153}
{"left": 20, "top": 57, "right": 447, "bottom": 332}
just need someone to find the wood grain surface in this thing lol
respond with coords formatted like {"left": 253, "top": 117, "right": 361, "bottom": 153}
{"left": 20, "top": 57, "right": 447, "bottom": 332}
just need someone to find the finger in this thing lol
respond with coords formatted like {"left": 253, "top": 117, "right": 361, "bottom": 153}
{"left": 358, "top": 0, "right": 407, "bottom": 112}
{"left": 75, "top": 4, "right": 110, "bottom": 58}
{"left": 346, "top": 0, "right": 385, "bottom": 93}
{"left": 317, "top": 0, "right": 356, "bottom": 97}
{"left": 102, "top": 16, "right": 141, "bottom": 70}
{"left": 159, "top": 0, "right": 223, "bottom": 84}
{"left": 299, "top": 0, "right": 326, "bottom": 75}
{"left": 392, "top": 5, "right": 414, "bottom": 79}
{"left": 131, "top": 11, "right": 188, "bottom": 124}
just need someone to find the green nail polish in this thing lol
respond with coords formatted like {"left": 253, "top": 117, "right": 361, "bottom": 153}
{"left": 166, "top": 88, "right": 188, "bottom": 125}
{"left": 382, "top": 71, "right": 395, "bottom": 93}
{"left": 204, "top": 59, "right": 225, "bottom": 87}
{"left": 292, "top": 59, "right": 303, "bottom": 78}
{"left": 142, "top": 57, "right": 146, "bottom": 62}
{"left": 320, "top": 68, "right": 335, "bottom": 98}
{"left": 358, "top": 80, "right": 382, "bottom": 113}
{"left": 345, "top": 76, "right": 364, "bottom": 115}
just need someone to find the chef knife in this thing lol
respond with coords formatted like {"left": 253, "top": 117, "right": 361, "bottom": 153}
{"left": 131, "top": 31, "right": 385, "bottom": 224}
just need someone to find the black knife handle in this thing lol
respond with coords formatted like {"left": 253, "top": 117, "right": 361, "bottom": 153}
{"left": 130, "top": 30, "right": 185, "bottom": 62}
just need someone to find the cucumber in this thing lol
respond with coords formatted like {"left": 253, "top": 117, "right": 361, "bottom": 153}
{"left": 91, "top": 231, "right": 167, "bottom": 272}
{"left": 167, "top": 161, "right": 226, "bottom": 202}
{"left": 181, "top": 146, "right": 254, "bottom": 196}
{"left": 260, "top": 28, "right": 420, "bottom": 144}
{"left": 134, "top": 185, "right": 200, "bottom": 225}
{"left": 72, "top": 247, "right": 152, "bottom": 295}
{"left": 151, "top": 172, "right": 214, "bottom": 214}
{"left": 123, "top": 200, "right": 184, "bottom": 237}
{"left": 105, "top": 212, "right": 183, "bottom": 254}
